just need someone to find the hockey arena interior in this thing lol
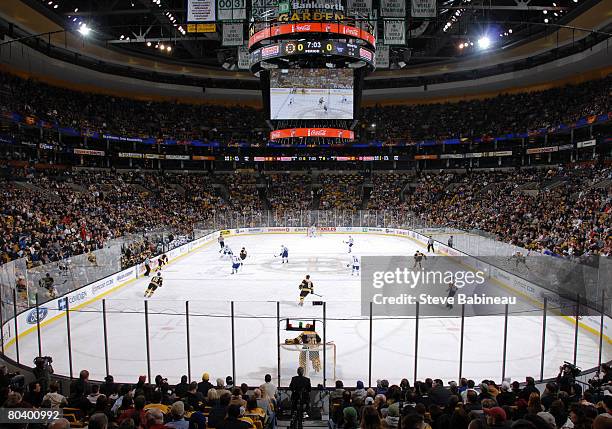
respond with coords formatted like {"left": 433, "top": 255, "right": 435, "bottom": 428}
{"left": 0, "top": 0, "right": 611, "bottom": 428}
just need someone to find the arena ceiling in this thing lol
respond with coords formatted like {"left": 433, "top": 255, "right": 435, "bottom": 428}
{"left": 1, "top": 0, "right": 610, "bottom": 89}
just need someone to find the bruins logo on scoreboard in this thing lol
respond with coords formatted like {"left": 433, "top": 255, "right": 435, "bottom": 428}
{"left": 277, "top": 10, "right": 345, "bottom": 21}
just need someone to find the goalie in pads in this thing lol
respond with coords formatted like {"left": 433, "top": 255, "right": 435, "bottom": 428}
{"left": 285, "top": 330, "right": 323, "bottom": 373}
{"left": 298, "top": 275, "right": 313, "bottom": 306}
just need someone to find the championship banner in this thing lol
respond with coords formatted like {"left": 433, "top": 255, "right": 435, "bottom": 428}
{"left": 375, "top": 44, "right": 389, "bottom": 68}
{"left": 251, "top": 0, "right": 279, "bottom": 21}
{"left": 411, "top": 0, "right": 436, "bottom": 18}
{"left": 187, "top": 0, "right": 216, "bottom": 22}
{"left": 238, "top": 45, "right": 250, "bottom": 69}
{"left": 346, "top": 0, "right": 373, "bottom": 17}
{"left": 217, "top": 0, "right": 246, "bottom": 20}
{"left": 222, "top": 22, "right": 244, "bottom": 45}
{"left": 383, "top": 20, "right": 405, "bottom": 44}
{"left": 380, "top": 0, "right": 405, "bottom": 17}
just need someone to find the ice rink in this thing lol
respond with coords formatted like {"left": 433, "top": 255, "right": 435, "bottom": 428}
{"left": 8, "top": 232, "right": 608, "bottom": 387}
{"left": 270, "top": 89, "right": 353, "bottom": 120}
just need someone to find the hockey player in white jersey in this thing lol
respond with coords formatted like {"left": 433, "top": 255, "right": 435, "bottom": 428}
{"left": 350, "top": 255, "right": 360, "bottom": 276}
{"left": 231, "top": 254, "right": 242, "bottom": 274}
{"left": 344, "top": 236, "right": 354, "bottom": 253}
{"left": 221, "top": 244, "right": 233, "bottom": 259}
{"left": 279, "top": 245, "right": 289, "bottom": 264}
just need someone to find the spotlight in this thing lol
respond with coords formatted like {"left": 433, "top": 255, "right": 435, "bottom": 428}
{"left": 166, "top": 46, "right": 172, "bottom": 52}
{"left": 78, "top": 23, "right": 91, "bottom": 36}
{"left": 459, "top": 43, "right": 464, "bottom": 49}
{"left": 146, "top": 41, "right": 151, "bottom": 46}
{"left": 477, "top": 36, "right": 491, "bottom": 49}
{"left": 544, "top": 18, "right": 549, "bottom": 23}
{"left": 159, "top": 44, "right": 165, "bottom": 50}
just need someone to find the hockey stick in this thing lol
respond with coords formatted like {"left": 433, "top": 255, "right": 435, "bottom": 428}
{"left": 311, "top": 292, "right": 323, "bottom": 297}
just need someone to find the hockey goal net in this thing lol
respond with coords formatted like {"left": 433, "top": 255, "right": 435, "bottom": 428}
{"left": 280, "top": 342, "right": 336, "bottom": 379}
{"left": 306, "top": 226, "right": 320, "bottom": 237}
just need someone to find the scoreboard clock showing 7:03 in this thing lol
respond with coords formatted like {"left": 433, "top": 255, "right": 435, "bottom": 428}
{"left": 284, "top": 41, "right": 337, "bottom": 54}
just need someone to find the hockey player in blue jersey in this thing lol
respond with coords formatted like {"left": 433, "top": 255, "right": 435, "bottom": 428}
{"left": 344, "top": 236, "right": 354, "bottom": 253}
{"left": 231, "top": 254, "right": 242, "bottom": 274}
{"left": 279, "top": 245, "right": 289, "bottom": 264}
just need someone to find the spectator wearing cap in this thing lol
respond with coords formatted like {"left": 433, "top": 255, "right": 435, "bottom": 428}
{"left": 496, "top": 381, "right": 516, "bottom": 407}
{"left": 198, "top": 373, "right": 214, "bottom": 396}
{"left": 484, "top": 406, "right": 508, "bottom": 428}
{"left": 165, "top": 401, "right": 189, "bottom": 429}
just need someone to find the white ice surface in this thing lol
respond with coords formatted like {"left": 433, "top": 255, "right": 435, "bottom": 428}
{"left": 10, "top": 233, "right": 608, "bottom": 386}
{"left": 270, "top": 89, "right": 353, "bottom": 120}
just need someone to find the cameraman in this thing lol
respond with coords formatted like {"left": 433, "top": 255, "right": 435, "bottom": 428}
{"left": 33, "top": 356, "right": 54, "bottom": 393}
{"left": 557, "top": 363, "right": 579, "bottom": 394}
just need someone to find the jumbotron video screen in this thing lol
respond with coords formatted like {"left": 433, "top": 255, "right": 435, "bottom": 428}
{"left": 269, "top": 69, "right": 354, "bottom": 120}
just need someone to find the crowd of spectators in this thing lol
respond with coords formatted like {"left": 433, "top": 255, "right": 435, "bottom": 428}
{"left": 1, "top": 361, "right": 611, "bottom": 429}
{"left": 218, "top": 173, "right": 264, "bottom": 212}
{"left": 360, "top": 76, "right": 610, "bottom": 142}
{"left": 0, "top": 72, "right": 266, "bottom": 143}
{"left": 1, "top": 164, "right": 610, "bottom": 268}
{"left": 0, "top": 365, "right": 279, "bottom": 429}
{"left": 367, "top": 173, "right": 412, "bottom": 211}
{"left": 1, "top": 72, "right": 609, "bottom": 145}
{"left": 265, "top": 174, "right": 313, "bottom": 211}
{"left": 320, "top": 173, "right": 365, "bottom": 210}
{"left": 405, "top": 165, "right": 612, "bottom": 258}
{"left": 0, "top": 168, "right": 221, "bottom": 267}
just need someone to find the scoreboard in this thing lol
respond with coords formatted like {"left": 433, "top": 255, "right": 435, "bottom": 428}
{"left": 250, "top": 40, "right": 375, "bottom": 70}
